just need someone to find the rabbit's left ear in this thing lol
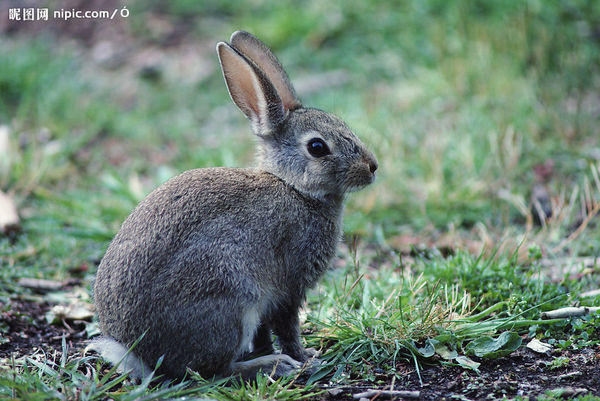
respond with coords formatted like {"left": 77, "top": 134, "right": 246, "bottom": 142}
{"left": 230, "top": 31, "right": 302, "bottom": 111}
{"left": 217, "top": 41, "right": 286, "bottom": 136}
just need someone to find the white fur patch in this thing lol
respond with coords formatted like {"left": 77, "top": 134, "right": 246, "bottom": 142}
{"left": 240, "top": 306, "right": 260, "bottom": 354}
{"left": 86, "top": 337, "right": 152, "bottom": 381}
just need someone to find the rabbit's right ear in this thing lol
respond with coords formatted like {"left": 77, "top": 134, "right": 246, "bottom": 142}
{"left": 217, "top": 42, "right": 285, "bottom": 137}
{"left": 230, "top": 31, "right": 301, "bottom": 112}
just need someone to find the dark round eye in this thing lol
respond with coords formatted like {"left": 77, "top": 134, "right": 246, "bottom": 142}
{"left": 307, "top": 138, "right": 331, "bottom": 158}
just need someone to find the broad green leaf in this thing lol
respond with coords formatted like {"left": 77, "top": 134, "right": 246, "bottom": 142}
{"left": 434, "top": 343, "right": 458, "bottom": 360}
{"left": 416, "top": 339, "right": 436, "bottom": 358}
{"left": 465, "top": 331, "right": 522, "bottom": 359}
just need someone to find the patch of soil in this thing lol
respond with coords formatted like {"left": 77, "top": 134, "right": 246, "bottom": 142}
{"left": 0, "top": 298, "right": 88, "bottom": 359}
{"left": 415, "top": 348, "right": 599, "bottom": 399}
{"left": 323, "top": 348, "right": 600, "bottom": 400}
{"left": 1, "top": 299, "right": 599, "bottom": 399}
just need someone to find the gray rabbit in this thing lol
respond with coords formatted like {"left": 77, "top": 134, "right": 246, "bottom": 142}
{"left": 91, "top": 31, "right": 378, "bottom": 380}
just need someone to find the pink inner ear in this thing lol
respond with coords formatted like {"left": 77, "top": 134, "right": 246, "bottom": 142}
{"left": 230, "top": 33, "right": 301, "bottom": 112}
{"left": 218, "top": 44, "right": 263, "bottom": 120}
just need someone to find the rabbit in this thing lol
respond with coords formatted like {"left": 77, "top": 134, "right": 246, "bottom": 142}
{"left": 91, "top": 30, "right": 378, "bottom": 381}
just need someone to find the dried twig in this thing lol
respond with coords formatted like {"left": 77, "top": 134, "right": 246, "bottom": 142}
{"left": 18, "top": 278, "right": 65, "bottom": 292}
{"left": 579, "top": 289, "right": 600, "bottom": 298}
{"left": 541, "top": 306, "right": 600, "bottom": 319}
{"left": 353, "top": 389, "right": 420, "bottom": 399}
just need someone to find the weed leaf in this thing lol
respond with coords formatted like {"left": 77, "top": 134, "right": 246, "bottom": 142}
{"left": 455, "top": 356, "right": 480, "bottom": 371}
{"left": 416, "top": 339, "right": 436, "bottom": 358}
{"left": 464, "top": 331, "right": 522, "bottom": 359}
{"left": 433, "top": 342, "right": 458, "bottom": 360}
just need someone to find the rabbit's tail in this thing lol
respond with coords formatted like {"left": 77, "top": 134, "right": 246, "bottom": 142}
{"left": 85, "top": 336, "right": 152, "bottom": 381}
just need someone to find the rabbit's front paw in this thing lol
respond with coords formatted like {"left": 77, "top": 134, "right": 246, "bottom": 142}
{"left": 269, "top": 354, "right": 303, "bottom": 378}
{"left": 289, "top": 349, "right": 323, "bottom": 383}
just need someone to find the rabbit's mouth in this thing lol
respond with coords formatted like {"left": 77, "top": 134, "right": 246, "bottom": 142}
{"left": 342, "top": 154, "right": 378, "bottom": 193}
{"left": 342, "top": 170, "right": 377, "bottom": 193}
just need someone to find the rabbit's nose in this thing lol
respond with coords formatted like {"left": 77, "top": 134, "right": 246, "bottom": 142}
{"left": 362, "top": 149, "right": 378, "bottom": 174}
{"left": 369, "top": 160, "right": 378, "bottom": 174}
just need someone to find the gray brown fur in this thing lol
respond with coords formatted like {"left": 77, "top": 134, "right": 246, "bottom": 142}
{"left": 92, "top": 31, "right": 377, "bottom": 380}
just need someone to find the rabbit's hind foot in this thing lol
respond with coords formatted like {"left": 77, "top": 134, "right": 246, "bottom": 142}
{"left": 230, "top": 353, "right": 302, "bottom": 380}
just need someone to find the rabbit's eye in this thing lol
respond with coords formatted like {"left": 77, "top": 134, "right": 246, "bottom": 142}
{"left": 307, "top": 138, "right": 331, "bottom": 158}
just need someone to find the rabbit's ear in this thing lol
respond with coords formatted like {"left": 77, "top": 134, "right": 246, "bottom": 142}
{"left": 230, "top": 31, "right": 302, "bottom": 111}
{"left": 217, "top": 42, "right": 286, "bottom": 136}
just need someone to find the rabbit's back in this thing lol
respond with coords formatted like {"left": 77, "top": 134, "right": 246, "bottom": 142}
{"left": 94, "top": 167, "right": 342, "bottom": 377}
{"left": 95, "top": 167, "right": 341, "bottom": 285}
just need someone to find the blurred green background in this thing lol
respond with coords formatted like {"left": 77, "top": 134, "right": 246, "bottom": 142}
{"left": 1, "top": 0, "right": 600, "bottom": 281}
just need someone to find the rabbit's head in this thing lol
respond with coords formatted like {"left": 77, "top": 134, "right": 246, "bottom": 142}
{"left": 217, "top": 31, "right": 377, "bottom": 200}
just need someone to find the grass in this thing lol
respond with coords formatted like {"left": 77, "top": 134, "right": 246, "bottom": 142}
{"left": 303, "top": 247, "right": 598, "bottom": 383}
{"left": 1, "top": 0, "right": 600, "bottom": 399}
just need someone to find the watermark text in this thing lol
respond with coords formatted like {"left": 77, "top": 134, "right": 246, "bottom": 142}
{"left": 8, "top": 7, "right": 129, "bottom": 21}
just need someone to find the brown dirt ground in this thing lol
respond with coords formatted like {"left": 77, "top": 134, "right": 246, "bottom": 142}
{"left": 2, "top": 298, "right": 599, "bottom": 400}
{"left": 0, "top": 298, "right": 89, "bottom": 360}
